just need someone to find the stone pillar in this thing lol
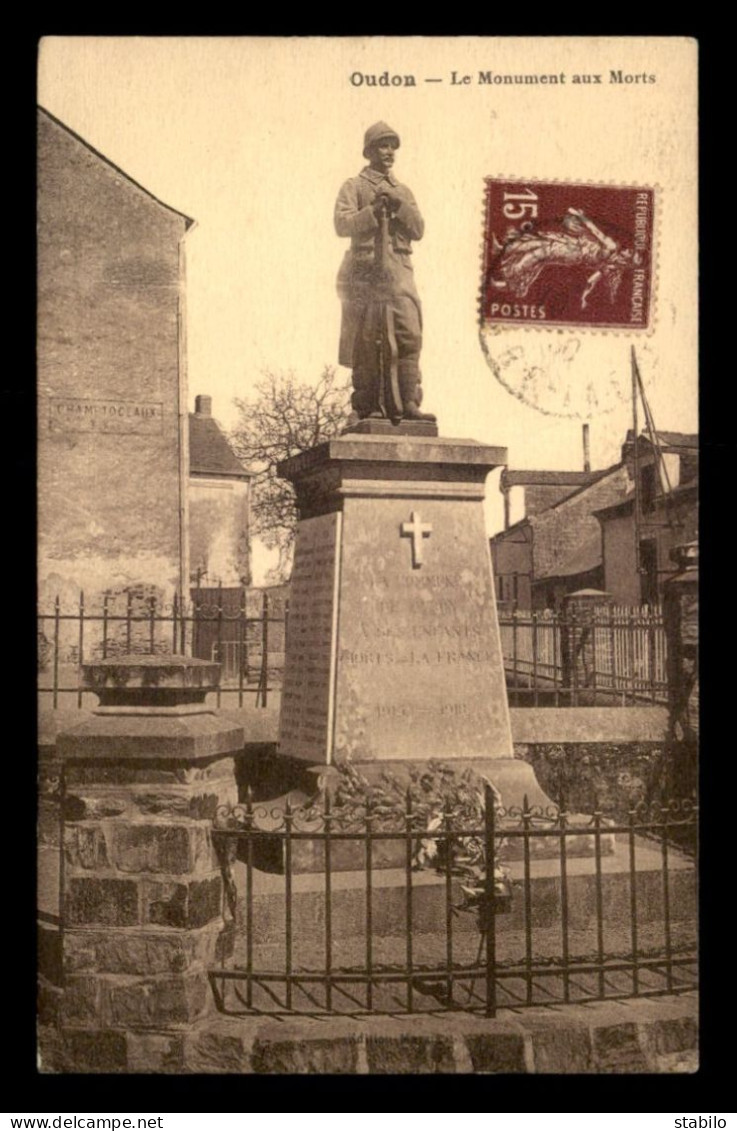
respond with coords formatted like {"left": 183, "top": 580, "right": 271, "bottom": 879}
{"left": 663, "top": 542, "right": 698, "bottom": 797}
{"left": 53, "top": 656, "right": 243, "bottom": 1073}
{"left": 561, "top": 589, "right": 613, "bottom": 701}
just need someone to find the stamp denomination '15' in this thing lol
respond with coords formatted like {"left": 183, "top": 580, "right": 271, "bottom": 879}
{"left": 481, "top": 179, "right": 655, "bottom": 330}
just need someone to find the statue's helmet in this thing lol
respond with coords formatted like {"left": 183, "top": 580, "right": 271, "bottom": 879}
{"left": 363, "top": 121, "right": 401, "bottom": 158}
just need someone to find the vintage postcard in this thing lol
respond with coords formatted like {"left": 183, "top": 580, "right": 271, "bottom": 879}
{"left": 37, "top": 37, "right": 698, "bottom": 1079}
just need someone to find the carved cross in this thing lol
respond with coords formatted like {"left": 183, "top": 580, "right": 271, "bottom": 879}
{"left": 401, "top": 510, "right": 432, "bottom": 568}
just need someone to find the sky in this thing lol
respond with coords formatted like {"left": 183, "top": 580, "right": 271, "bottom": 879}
{"left": 38, "top": 37, "right": 698, "bottom": 583}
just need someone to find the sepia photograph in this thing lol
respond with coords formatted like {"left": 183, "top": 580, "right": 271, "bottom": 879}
{"left": 36, "top": 36, "right": 698, "bottom": 1077}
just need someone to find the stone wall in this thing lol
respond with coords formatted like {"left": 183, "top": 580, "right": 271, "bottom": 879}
{"left": 39, "top": 993, "right": 698, "bottom": 1074}
{"left": 59, "top": 753, "right": 235, "bottom": 1031}
{"left": 515, "top": 740, "right": 668, "bottom": 818}
{"left": 42, "top": 657, "right": 244, "bottom": 1071}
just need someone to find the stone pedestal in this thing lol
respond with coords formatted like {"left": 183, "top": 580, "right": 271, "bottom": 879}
{"left": 275, "top": 432, "right": 548, "bottom": 811}
{"left": 52, "top": 656, "right": 243, "bottom": 1072}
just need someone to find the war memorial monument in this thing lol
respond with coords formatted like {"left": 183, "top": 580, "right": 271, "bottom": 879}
{"left": 43, "top": 115, "right": 695, "bottom": 1072}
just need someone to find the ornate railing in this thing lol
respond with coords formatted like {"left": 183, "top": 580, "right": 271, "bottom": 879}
{"left": 37, "top": 588, "right": 287, "bottom": 709}
{"left": 38, "top": 593, "right": 671, "bottom": 711}
{"left": 498, "top": 605, "right": 668, "bottom": 706}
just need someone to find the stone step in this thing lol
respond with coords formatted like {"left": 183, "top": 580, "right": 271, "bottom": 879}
{"left": 230, "top": 836, "right": 696, "bottom": 946}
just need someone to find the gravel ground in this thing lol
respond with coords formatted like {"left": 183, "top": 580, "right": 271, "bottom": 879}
{"left": 223, "top": 920, "right": 697, "bottom": 1015}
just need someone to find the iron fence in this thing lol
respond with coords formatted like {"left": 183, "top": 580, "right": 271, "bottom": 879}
{"left": 498, "top": 605, "right": 668, "bottom": 706}
{"left": 39, "top": 595, "right": 670, "bottom": 712}
{"left": 209, "top": 784, "right": 697, "bottom": 1017}
{"left": 37, "top": 588, "right": 287, "bottom": 709}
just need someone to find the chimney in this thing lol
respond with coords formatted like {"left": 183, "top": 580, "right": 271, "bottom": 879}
{"left": 195, "top": 395, "right": 212, "bottom": 416}
{"left": 582, "top": 423, "right": 591, "bottom": 474}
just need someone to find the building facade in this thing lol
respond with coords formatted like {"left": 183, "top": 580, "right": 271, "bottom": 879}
{"left": 189, "top": 395, "right": 251, "bottom": 589}
{"left": 491, "top": 466, "right": 631, "bottom": 610}
{"left": 38, "top": 107, "right": 195, "bottom": 611}
{"left": 594, "top": 432, "right": 698, "bottom": 605}
{"left": 491, "top": 430, "right": 698, "bottom": 611}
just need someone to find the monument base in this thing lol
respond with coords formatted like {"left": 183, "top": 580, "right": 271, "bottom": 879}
{"left": 273, "top": 432, "right": 572, "bottom": 858}
{"left": 277, "top": 434, "right": 513, "bottom": 765}
{"left": 242, "top": 754, "right": 612, "bottom": 872}
{"left": 342, "top": 418, "right": 439, "bottom": 437}
{"left": 232, "top": 833, "right": 693, "bottom": 956}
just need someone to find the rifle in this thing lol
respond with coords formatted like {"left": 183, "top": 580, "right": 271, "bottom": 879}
{"left": 370, "top": 196, "right": 403, "bottom": 422}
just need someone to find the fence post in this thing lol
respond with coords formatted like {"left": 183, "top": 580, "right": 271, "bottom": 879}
{"left": 521, "top": 793, "right": 533, "bottom": 1005}
{"left": 258, "top": 591, "right": 269, "bottom": 708}
{"left": 511, "top": 610, "right": 519, "bottom": 707}
{"left": 192, "top": 587, "right": 200, "bottom": 661}
{"left": 125, "top": 590, "right": 132, "bottom": 653}
{"left": 365, "top": 796, "right": 374, "bottom": 1012}
{"left": 558, "top": 791, "right": 570, "bottom": 1003}
{"left": 324, "top": 787, "right": 333, "bottom": 1012}
{"left": 76, "top": 590, "right": 85, "bottom": 709}
{"left": 647, "top": 604, "right": 657, "bottom": 704}
{"left": 180, "top": 590, "right": 187, "bottom": 656}
{"left": 552, "top": 610, "right": 561, "bottom": 706}
{"left": 531, "top": 611, "right": 539, "bottom": 707}
{"left": 607, "top": 602, "right": 617, "bottom": 702}
{"left": 484, "top": 782, "right": 497, "bottom": 1018}
{"left": 172, "top": 592, "right": 179, "bottom": 655}
{"left": 405, "top": 787, "right": 414, "bottom": 1014}
{"left": 238, "top": 588, "right": 247, "bottom": 708}
{"left": 216, "top": 582, "right": 223, "bottom": 709}
{"left": 54, "top": 655, "right": 242, "bottom": 1072}
{"left": 148, "top": 595, "right": 156, "bottom": 655}
{"left": 561, "top": 589, "right": 613, "bottom": 706}
{"left": 52, "top": 595, "right": 60, "bottom": 710}
{"left": 627, "top": 607, "right": 637, "bottom": 705}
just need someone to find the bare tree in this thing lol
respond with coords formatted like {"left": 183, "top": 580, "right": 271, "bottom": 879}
{"left": 229, "top": 366, "right": 352, "bottom": 579}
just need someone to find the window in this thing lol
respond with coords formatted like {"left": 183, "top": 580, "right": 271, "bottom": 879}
{"left": 640, "top": 463, "right": 657, "bottom": 514}
{"left": 639, "top": 539, "right": 659, "bottom": 605}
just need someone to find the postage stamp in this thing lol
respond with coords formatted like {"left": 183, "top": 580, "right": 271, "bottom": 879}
{"left": 481, "top": 179, "right": 655, "bottom": 331}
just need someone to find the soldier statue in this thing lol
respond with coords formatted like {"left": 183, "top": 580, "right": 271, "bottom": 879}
{"left": 335, "top": 122, "right": 435, "bottom": 423}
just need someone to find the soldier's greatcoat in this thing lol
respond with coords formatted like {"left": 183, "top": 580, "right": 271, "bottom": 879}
{"left": 334, "top": 165, "right": 424, "bottom": 369}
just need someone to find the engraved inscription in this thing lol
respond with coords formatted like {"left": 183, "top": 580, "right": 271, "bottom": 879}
{"left": 344, "top": 566, "right": 495, "bottom": 671}
{"left": 376, "top": 703, "right": 470, "bottom": 718}
{"left": 49, "top": 397, "right": 164, "bottom": 435}
{"left": 278, "top": 513, "right": 339, "bottom": 759}
{"left": 335, "top": 548, "right": 505, "bottom": 758}
{"left": 341, "top": 648, "right": 498, "bottom": 665}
